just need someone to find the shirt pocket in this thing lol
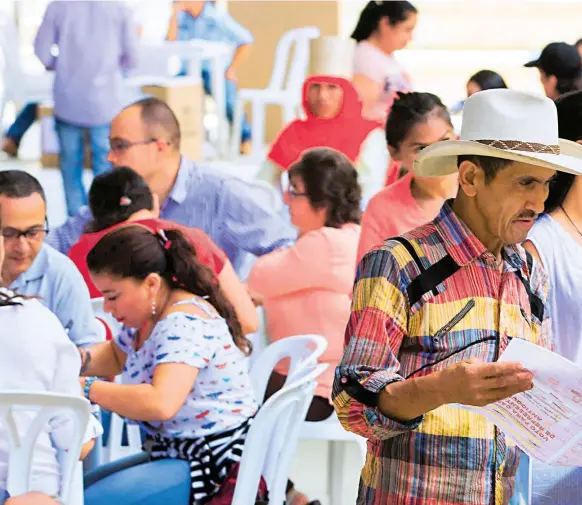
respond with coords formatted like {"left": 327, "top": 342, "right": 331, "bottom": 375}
{"left": 432, "top": 299, "right": 476, "bottom": 343}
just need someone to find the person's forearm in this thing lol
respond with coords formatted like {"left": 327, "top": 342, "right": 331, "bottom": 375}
{"left": 378, "top": 372, "right": 446, "bottom": 421}
{"left": 88, "top": 381, "right": 170, "bottom": 421}
{"left": 80, "top": 342, "right": 124, "bottom": 377}
{"left": 229, "top": 43, "right": 252, "bottom": 72}
{"left": 166, "top": 12, "right": 178, "bottom": 40}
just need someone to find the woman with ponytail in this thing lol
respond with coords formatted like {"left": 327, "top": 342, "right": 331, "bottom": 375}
{"left": 351, "top": 1, "right": 417, "bottom": 123}
{"left": 80, "top": 225, "right": 257, "bottom": 505}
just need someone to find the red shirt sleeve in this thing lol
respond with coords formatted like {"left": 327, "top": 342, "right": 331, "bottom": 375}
{"left": 182, "top": 227, "right": 227, "bottom": 276}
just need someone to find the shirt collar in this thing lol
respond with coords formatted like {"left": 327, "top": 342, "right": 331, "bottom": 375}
{"left": 10, "top": 243, "right": 49, "bottom": 289}
{"left": 434, "top": 201, "right": 526, "bottom": 272}
{"left": 166, "top": 157, "right": 197, "bottom": 206}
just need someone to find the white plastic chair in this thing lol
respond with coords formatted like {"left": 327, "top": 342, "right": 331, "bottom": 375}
{"left": 249, "top": 334, "right": 328, "bottom": 404}
{"left": 0, "top": 392, "right": 90, "bottom": 505}
{"left": 230, "top": 26, "right": 321, "bottom": 160}
{"left": 232, "top": 363, "right": 327, "bottom": 505}
{"left": 91, "top": 297, "right": 122, "bottom": 339}
{"left": 90, "top": 298, "right": 143, "bottom": 463}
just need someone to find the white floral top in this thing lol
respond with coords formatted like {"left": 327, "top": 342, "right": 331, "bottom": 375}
{"left": 115, "top": 298, "right": 257, "bottom": 438}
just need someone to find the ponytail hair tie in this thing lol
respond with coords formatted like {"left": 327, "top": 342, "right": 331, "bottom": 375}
{"left": 119, "top": 196, "right": 132, "bottom": 207}
{"left": 157, "top": 229, "right": 172, "bottom": 250}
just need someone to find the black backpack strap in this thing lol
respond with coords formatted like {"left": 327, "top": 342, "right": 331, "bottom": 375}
{"left": 390, "top": 237, "right": 460, "bottom": 306}
{"left": 517, "top": 250, "right": 545, "bottom": 323}
{"left": 407, "top": 255, "right": 461, "bottom": 307}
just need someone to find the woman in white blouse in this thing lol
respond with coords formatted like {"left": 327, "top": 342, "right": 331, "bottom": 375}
{"left": 0, "top": 216, "right": 101, "bottom": 498}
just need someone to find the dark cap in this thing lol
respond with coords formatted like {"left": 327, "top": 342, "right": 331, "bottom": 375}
{"left": 525, "top": 42, "right": 582, "bottom": 78}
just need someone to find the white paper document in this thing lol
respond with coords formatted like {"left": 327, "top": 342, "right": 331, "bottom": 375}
{"left": 460, "top": 338, "right": 582, "bottom": 466}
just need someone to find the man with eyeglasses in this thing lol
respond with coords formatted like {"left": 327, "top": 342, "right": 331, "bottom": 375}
{"left": 47, "top": 97, "right": 296, "bottom": 277}
{"left": 0, "top": 170, "right": 102, "bottom": 348}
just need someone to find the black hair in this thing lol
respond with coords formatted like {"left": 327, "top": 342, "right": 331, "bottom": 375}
{"left": 129, "top": 97, "right": 181, "bottom": 150}
{"left": 544, "top": 90, "right": 582, "bottom": 213}
{"left": 87, "top": 225, "right": 251, "bottom": 356}
{"left": 555, "top": 74, "right": 582, "bottom": 97}
{"left": 86, "top": 167, "right": 154, "bottom": 233}
{"left": 468, "top": 70, "right": 508, "bottom": 92}
{"left": 385, "top": 91, "right": 452, "bottom": 149}
{"left": 457, "top": 155, "right": 514, "bottom": 183}
{"left": 0, "top": 170, "right": 46, "bottom": 202}
{"left": 575, "top": 38, "right": 582, "bottom": 47}
{"left": 351, "top": 1, "right": 417, "bottom": 42}
{"left": 288, "top": 148, "right": 361, "bottom": 228}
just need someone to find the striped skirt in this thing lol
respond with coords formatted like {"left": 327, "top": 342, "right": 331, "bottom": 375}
{"left": 143, "top": 417, "right": 253, "bottom": 504}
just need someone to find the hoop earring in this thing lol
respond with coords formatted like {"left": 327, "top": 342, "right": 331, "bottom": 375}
{"left": 151, "top": 299, "right": 156, "bottom": 317}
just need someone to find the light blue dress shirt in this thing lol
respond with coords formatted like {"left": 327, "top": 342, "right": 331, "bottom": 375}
{"left": 9, "top": 243, "right": 103, "bottom": 347}
{"left": 47, "top": 158, "right": 296, "bottom": 276}
{"left": 176, "top": 3, "right": 253, "bottom": 72}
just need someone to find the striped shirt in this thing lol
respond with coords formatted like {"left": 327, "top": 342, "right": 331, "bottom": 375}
{"left": 46, "top": 157, "right": 296, "bottom": 275}
{"left": 333, "top": 202, "right": 551, "bottom": 505}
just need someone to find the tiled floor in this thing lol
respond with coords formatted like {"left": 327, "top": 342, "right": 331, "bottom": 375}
{"left": 1, "top": 120, "right": 363, "bottom": 505}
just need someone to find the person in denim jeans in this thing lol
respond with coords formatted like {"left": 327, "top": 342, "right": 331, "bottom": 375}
{"left": 33, "top": 1, "right": 139, "bottom": 216}
{"left": 167, "top": 1, "right": 253, "bottom": 153}
{"left": 1, "top": 103, "right": 38, "bottom": 158}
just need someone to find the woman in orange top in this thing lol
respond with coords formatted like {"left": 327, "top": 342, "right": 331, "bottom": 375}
{"left": 248, "top": 147, "right": 361, "bottom": 505}
{"left": 249, "top": 147, "right": 361, "bottom": 414}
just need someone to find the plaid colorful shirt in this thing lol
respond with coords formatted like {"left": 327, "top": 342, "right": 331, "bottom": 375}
{"left": 333, "top": 202, "right": 551, "bottom": 505}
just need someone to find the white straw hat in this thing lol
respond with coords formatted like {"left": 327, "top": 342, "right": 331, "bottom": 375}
{"left": 414, "top": 89, "right": 582, "bottom": 177}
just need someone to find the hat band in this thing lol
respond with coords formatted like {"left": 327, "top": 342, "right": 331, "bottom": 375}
{"left": 475, "top": 139, "right": 560, "bottom": 155}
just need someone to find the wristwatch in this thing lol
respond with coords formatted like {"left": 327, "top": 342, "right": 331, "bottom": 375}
{"left": 83, "top": 377, "right": 99, "bottom": 401}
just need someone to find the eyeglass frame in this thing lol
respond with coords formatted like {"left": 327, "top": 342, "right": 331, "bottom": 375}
{"left": 1, "top": 217, "right": 50, "bottom": 242}
{"left": 108, "top": 137, "right": 159, "bottom": 154}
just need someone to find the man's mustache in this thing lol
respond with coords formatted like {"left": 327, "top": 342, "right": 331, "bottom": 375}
{"left": 516, "top": 211, "right": 538, "bottom": 220}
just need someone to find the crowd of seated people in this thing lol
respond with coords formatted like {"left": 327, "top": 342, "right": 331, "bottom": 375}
{"left": 3, "top": 1, "right": 582, "bottom": 504}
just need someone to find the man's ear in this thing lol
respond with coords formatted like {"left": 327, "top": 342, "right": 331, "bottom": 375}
{"left": 457, "top": 159, "right": 482, "bottom": 197}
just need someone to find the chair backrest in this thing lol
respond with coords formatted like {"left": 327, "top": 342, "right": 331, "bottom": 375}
{"left": 232, "top": 364, "right": 327, "bottom": 505}
{"left": 249, "top": 334, "right": 328, "bottom": 404}
{"left": 0, "top": 392, "right": 90, "bottom": 505}
{"left": 267, "top": 27, "right": 320, "bottom": 93}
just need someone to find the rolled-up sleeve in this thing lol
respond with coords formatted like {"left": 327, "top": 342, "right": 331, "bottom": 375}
{"left": 220, "top": 12, "right": 253, "bottom": 46}
{"left": 333, "top": 248, "right": 423, "bottom": 440}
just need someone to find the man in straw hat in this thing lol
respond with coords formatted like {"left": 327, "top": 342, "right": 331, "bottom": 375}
{"left": 333, "top": 89, "right": 582, "bottom": 505}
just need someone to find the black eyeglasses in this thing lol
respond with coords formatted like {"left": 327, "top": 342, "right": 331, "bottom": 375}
{"left": 109, "top": 138, "right": 157, "bottom": 153}
{"left": 286, "top": 188, "right": 309, "bottom": 200}
{"left": 1, "top": 217, "right": 49, "bottom": 242}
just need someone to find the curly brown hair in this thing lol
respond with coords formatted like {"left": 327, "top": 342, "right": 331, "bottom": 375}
{"left": 288, "top": 147, "right": 362, "bottom": 228}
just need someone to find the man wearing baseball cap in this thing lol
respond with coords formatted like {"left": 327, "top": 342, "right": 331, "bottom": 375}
{"left": 525, "top": 42, "right": 582, "bottom": 99}
{"left": 333, "top": 89, "right": 582, "bottom": 505}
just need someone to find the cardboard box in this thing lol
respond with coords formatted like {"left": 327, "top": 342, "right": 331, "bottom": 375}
{"left": 141, "top": 78, "right": 204, "bottom": 137}
{"left": 39, "top": 78, "right": 204, "bottom": 167}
